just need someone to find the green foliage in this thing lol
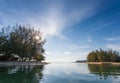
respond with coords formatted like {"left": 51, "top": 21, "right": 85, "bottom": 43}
{"left": 87, "top": 49, "right": 120, "bottom": 62}
{"left": 34, "top": 53, "right": 45, "bottom": 61}
{"left": 0, "top": 25, "right": 45, "bottom": 61}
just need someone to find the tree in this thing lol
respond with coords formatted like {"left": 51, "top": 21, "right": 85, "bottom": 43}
{"left": 0, "top": 24, "right": 45, "bottom": 62}
{"left": 87, "top": 49, "right": 120, "bottom": 62}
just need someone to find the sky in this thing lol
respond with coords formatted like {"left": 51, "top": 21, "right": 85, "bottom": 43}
{"left": 0, "top": 0, "right": 120, "bottom": 62}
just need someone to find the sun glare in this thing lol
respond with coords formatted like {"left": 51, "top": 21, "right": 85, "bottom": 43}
{"left": 35, "top": 36, "right": 39, "bottom": 40}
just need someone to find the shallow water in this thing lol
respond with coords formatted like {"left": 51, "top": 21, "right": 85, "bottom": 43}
{"left": 0, "top": 63, "right": 120, "bottom": 83}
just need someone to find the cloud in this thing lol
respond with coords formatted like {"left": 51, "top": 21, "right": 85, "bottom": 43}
{"left": 106, "top": 44, "right": 120, "bottom": 50}
{"left": 0, "top": 0, "right": 102, "bottom": 39}
{"left": 64, "top": 51, "right": 71, "bottom": 55}
{"left": 87, "top": 36, "right": 92, "bottom": 42}
{"left": 45, "top": 51, "right": 51, "bottom": 55}
{"left": 45, "top": 51, "right": 89, "bottom": 62}
{"left": 105, "top": 37, "right": 120, "bottom": 41}
{"left": 68, "top": 44, "right": 89, "bottom": 50}
{"left": 70, "top": 51, "right": 89, "bottom": 60}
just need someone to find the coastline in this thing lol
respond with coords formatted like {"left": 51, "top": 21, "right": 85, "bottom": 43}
{"left": 87, "top": 62, "right": 120, "bottom": 65}
{"left": 0, "top": 61, "right": 49, "bottom": 66}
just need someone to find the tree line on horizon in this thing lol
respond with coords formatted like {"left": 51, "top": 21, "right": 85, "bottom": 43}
{"left": 0, "top": 24, "right": 45, "bottom": 61}
{"left": 87, "top": 49, "right": 120, "bottom": 62}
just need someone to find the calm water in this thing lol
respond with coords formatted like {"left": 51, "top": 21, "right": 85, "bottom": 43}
{"left": 0, "top": 63, "right": 120, "bottom": 83}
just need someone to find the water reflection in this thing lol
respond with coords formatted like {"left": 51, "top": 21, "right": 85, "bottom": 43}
{"left": 88, "top": 64, "right": 120, "bottom": 80}
{"left": 0, "top": 65, "right": 44, "bottom": 83}
{"left": 1, "top": 63, "right": 120, "bottom": 83}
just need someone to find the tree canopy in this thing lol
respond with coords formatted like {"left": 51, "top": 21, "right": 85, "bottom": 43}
{"left": 87, "top": 49, "right": 120, "bottom": 62}
{"left": 0, "top": 25, "right": 45, "bottom": 62}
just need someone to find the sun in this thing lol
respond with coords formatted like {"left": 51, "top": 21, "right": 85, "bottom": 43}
{"left": 35, "top": 36, "right": 40, "bottom": 40}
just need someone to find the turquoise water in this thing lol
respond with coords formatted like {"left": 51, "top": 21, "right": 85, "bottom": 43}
{"left": 0, "top": 63, "right": 120, "bottom": 83}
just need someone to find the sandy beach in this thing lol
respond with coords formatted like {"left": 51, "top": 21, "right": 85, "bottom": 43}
{"left": 87, "top": 62, "right": 120, "bottom": 65}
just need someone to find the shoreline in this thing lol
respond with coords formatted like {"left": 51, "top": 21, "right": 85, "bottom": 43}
{"left": 87, "top": 62, "right": 120, "bottom": 65}
{"left": 1, "top": 61, "right": 120, "bottom": 66}
{"left": 0, "top": 61, "right": 49, "bottom": 66}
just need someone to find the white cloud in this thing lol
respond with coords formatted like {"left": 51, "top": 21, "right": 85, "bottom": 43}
{"left": 27, "top": 4, "right": 98, "bottom": 39}
{"left": 87, "top": 36, "right": 92, "bottom": 42}
{"left": 44, "top": 49, "right": 90, "bottom": 62}
{"left": 64, "top": 51, "right": 71, "bottom": 55}
{"left": 45, "top": 51, "right": 51, "bottom": 55}
{"left": 68, "top": 44, "right": 89, "bottom": 50}
{"left": 0, "top": 0, "right": 101, "bottom": 39}
{"left": 105, "top": 37, "right": 120, "bottom": 41}
{"left": 70, "top": 51, "right": 89, "bottom": 61}
{"left": 45, "top": 51, "right": 89, "bottom": 62}
{"left": 106, "top": 44, "right": 120, "bottom": 50}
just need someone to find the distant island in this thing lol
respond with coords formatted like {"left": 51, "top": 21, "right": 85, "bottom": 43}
{"left": 76, "top": 60, "right": 87, "bottom": 63}
{"left": 87, "top": 49, "right": 120, "bottom": 62}
{"left": 76, "top": 49, "right": 120, "bottom": 65}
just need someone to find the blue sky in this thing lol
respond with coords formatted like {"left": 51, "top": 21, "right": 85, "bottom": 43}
{"left": 0, "top": 0, "right": 120, "bottom": 62}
